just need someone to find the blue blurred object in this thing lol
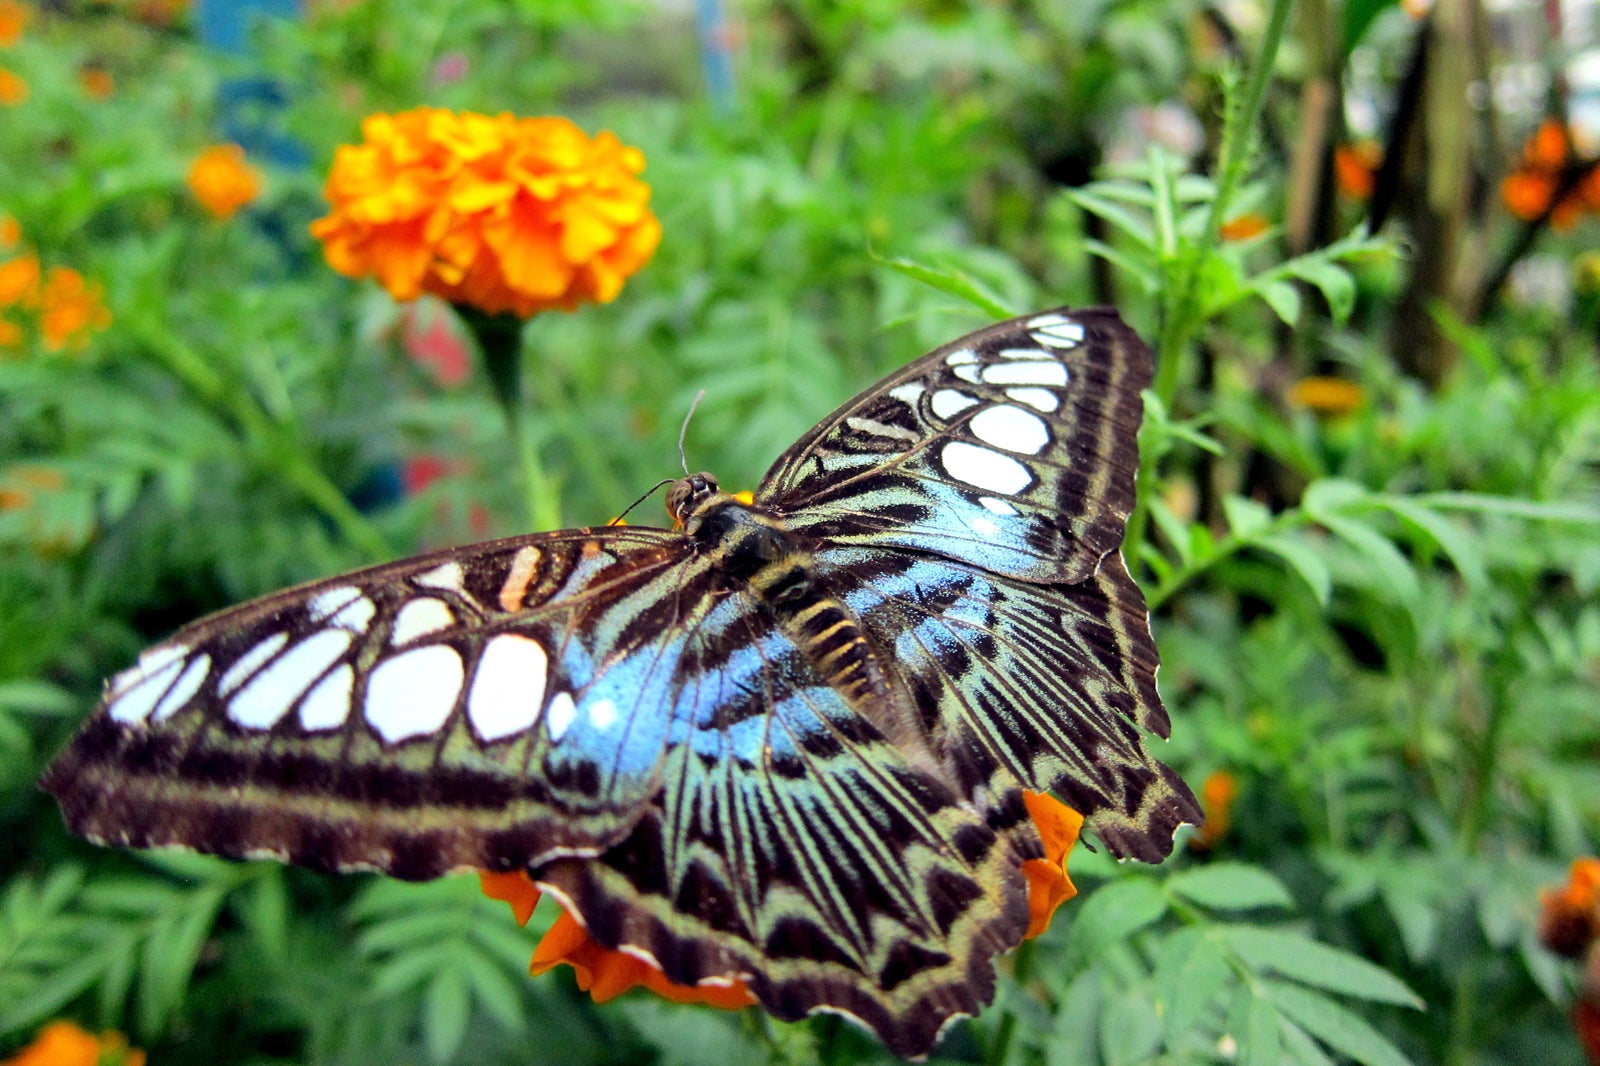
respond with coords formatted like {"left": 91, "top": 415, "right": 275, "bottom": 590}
{"left": 695, "top": 0, "right": 736, "bottom": 111}
{"left": 196, "top": 0, "right": 308, "bottom": 168}
{"left": 195, "top": 0, "right": 298, "bottom": 54}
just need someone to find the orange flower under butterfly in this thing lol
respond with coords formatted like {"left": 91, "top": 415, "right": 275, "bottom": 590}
{"left": 1190, "top": 769, "right": 1239, "bottom": 851}
{"left": 310, "top": 109, "right": 661, "bottom": 317}
{"left": 1, "top": 1020, "right": 145, "bottom": 1066}
{"left": 1501, "top": 120, "right": 1600, "bottom": 231}
{"left": 0, "top": 0, "right": 27, "bottom": 47}
{"left": 38, "top": 266, "right": 110, "bottom": 351}
{"left": 1540, "top": 857, "right": 1600, "bottom": 959}
{"left": 479, "top": 789, "right": 1084, "bottom": 1006}
{"left": 187, "top": 144, "right": 261, "bottom": 220}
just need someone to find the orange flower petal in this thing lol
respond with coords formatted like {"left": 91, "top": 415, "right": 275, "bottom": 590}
{"left": 0, "top": 0, "right": 29, "bottom": 47}
{"left": 478, "top": 869, "right": 540, "bottom": 926}
{"left": 1289, "top": 376, "right": 1365, "bottom": 417}
{"left": 311, "top": 108, "right": 658, "bottom": 318}
{"left": 1021, "top": 790, "right": 1084, "bottom": 939}
{"left": 187, "top": 144, "right": 262, "bottom": 220}
{"left": 2, "top": 1020, "right": 144, "bottom": 1066}
{"left": 529, "top": 907, "right": 756, "bottom": 1009}
{"left": 0, "top": 68, "right": 26, "bottom": 106}
{"left": 1219, "top": 213, "right": 1269, "bottom": 241}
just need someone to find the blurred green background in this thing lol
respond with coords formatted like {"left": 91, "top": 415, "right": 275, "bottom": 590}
{"left": 2, "top": 0, "right": 1599, "bottom": 1064}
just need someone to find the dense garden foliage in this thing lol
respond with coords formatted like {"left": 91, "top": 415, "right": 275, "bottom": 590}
{"left": 2, "top": 1, "right": 1598, "bottom": 1064}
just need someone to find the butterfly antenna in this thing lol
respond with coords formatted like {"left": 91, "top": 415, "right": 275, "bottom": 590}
{"left": 678, "top": 389, "right": 706, "bottom": 476}
{"left": 609, "top": 479, "right": 676, "bottom": 527}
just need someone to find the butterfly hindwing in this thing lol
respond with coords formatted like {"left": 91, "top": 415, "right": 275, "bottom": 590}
{"left": 759, "top": 307, "right": 1150, "bottom": 584}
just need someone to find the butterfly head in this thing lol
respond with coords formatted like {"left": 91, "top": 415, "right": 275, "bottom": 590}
{"left": 666, "top": 471, "right": 720, "bottom": 529}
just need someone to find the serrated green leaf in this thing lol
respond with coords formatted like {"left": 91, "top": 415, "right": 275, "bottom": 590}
{"left": 1168, "top": 864, "right": 1294, "bottom": 911}
{"left": 1254, "top": 534, "right": 1332, "bottom": 605}
{"left": 1222, "top": 927, "right": 1422, "bottom": 1007}
{"left": 1265, "top": 980, "right": 1415, "bottom": 1066}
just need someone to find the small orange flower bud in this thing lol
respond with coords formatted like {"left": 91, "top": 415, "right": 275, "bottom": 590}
{"left": 187, "top": 144, "right": 262, "bottom": 220}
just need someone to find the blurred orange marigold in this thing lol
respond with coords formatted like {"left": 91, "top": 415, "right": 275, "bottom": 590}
{"left": 0, "top": 0, "right": 28, "bottom": 46}
{"left": 0, "top": 68, "right": 26, "bottom": 105}
{"left": 187, "top": 144, "right": 261, "bottom": 220}
{"left": 2, "top": 1020, "right": 145, "bottom": 1066}
{"left": 1289, "top": 376, "right": 1365, "bottom": 417}
{"left": 1501, "top": 120, "right": 1600, "bottom": 231}
{"left": 310, "top": 109, "right": 661, "bottom": 317}
{"left": 38, "top": 267, "right": 110, "bottom": 351}
{"left": 78, "top": 65, "right": 114, "bottom": 99}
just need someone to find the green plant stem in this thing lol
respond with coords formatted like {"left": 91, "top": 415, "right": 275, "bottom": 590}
{"left": 129, "top": 311, "right": 393, "bottom": 562}
{"left": 461, "top": 309, "right": 562, "bottom": 532}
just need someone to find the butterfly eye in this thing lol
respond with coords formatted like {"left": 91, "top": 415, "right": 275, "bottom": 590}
{"left": 667, "top": 471, "right": 721, "bottom": 526}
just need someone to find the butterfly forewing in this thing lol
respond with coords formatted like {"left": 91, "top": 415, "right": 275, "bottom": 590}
{"left": 44, "top": 527, "right": 708, "bottom": 878}
{"left": 760, "top": 308, "right": 1150, "bottom": 584}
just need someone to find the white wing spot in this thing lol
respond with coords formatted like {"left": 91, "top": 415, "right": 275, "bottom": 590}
{"left": 589, "top": 697, "right": 618, "bottom": 731}
{"left": 931, "top": 388, "right": 979, "bottom": 420}
{"left": 944, "top": 348, "right": 977, "bottom": 366}
{"left": 299, "top": 664, "right": 354, "bottom": 731}
{"left": 983, "top": 361, "right": 1069, "bottom": 387}
{"left": 365, "top": 644, "right": 464, "bottom": 743}
{"left": 231, "top": 629, "right": 352, "bottom": 730}
{"left": 1032, "top": 321, "right": 1085, "bottom": 348}
{"left": 887, "top": 383, "right": 925, "bottom": 406}
{"left": 980, "top": 496, "right": 1018, "bottom": 515}
{"left": 939, "top": 441, "right": 1033, "bottom": 495}
{"left": 998, "top": 346, "right": 1053, "bottom": 360}
{"left": 1006, "top": 387, "right": 1059, "bottom": 412}
{"left": 971, "top": 516, "right": 999, "bottom": 538}
{"left": 1027, "top": 313, "right": 1070, "bottom": 328}
{"left": 152, "top": 654, "right": 212, "bottom": 722}
{"left": 218, "top": 632, "right": 289, "bottom": 696}
{"left": 309, "top": 586, "right": 361, "bottom": 621}
{"left": 107, "top": 652, "right": 187, "bottom": 725}
{"left": 547, "top": 691, "right": 577, "bottom": 742}
{"left": 327, "top": 595, "right": 376, "bottom": 633}
{"left": 952, "top": 364, "right": 982, "bottom": 384}
{"left": 468, "top": 634, "right": 547, "bottom": 742}
{"left": 390, "top": 597, "right": 455, "bottom": 645}
{"left": 416, "top": 560, "right": 466, "bottom": 593}
{"left": 969, "top": 404, "right": 1050, "bottom": 454}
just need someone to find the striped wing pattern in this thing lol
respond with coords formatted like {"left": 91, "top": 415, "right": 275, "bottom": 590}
{"left": 43, "top": 306, "right": 1194, "bottom": 1058}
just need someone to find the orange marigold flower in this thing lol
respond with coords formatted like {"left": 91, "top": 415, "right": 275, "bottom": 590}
{"left": 0, "top": 315, "right": 21, "bottom": 349}
{"left": 1540, "top": 858, "right": 1600, "bottom": 959}
{"left": 1020, "top": 790, "right": 1084, "bottom": 939}
{"left": 1219, "top": 213, "right": 1269, "bottom": 241}
{"left": 310, "top": 109, "right": 661, "bottom": 318}
{"left": 38, "top": 266, "right": 110, "bottom": 351}
{"left": 1191, "top": 769, "right": 1238, "bottom": 850}
{"left": 1289, "top": 375, "right": 1365, "bottom": 417}
{"left": 1501, "top": 120, "right": 1600, "bottom": 231}
{"left": 78, "top": 65, "right": 114, "bottom": 99}
{"left": 478, "top": 869, "right": 757, "bottom": 1010}
{"left": 0, "top": 67, "right": 26, "bottom": 106}
{"left": 0, "top": 251, "right": 40, "bottom": 307}
{"left": 0, "top": 215, "right": 19, "bottom": 249}
{"left": 2, "top": 1020, "right": 145, "bottom": 1066}
{"left": 1335, "top": 141, "right": 1382, "bottom": 201}
{"left": 0, "top": 0, "right": 27, "bottom": 46}
{"left": 187, "top": 144, "right": 261, "bottom": 220}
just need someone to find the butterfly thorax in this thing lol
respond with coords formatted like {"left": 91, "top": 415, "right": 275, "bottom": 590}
{"left": 675, "top": 475, "right": 893, "bottom": 714}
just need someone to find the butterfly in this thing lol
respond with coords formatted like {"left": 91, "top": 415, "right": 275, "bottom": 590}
{"left": 44, "top": 307, "right": 1200, "bottom": 1057}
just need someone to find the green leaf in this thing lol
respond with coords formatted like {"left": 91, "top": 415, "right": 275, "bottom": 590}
{"left": 1223, "top": 495, "right": 1273, "bottom": 539}
{"left": 1230, "top": 983, "right": 1282, "bottom": 1066}
{"left": 1286, "top": 258, "right": 1357, "bottom": 323}
{"left": 1321, "top": 513, "right": 1421, "bottom": 605}
{"left": 1264, "top": 980, "right": 1416, "bottom": 1066}
{"left": 424, "top": 964, "right": 471, "bottom": 1065}
{"left": 1257, "top": 279, "right": 1302, "bottom": 325}
{"left": 1167, "top": 864, "right": 1294, "bottom": 911}
{"left": 1372, "top": 496, "right": 1488, "bottom": 591}
{"left": 1221, "top": 927, "right": 1423, "bottom": 1007}
{"left": 1047, "top": 970, "right": 1103, "bottom": 1066}
{"left": 1069, "top": 878, "right": 1170, "bottom": 960}
{"left": 1278, "top": 1015, "right": 1338, "bottom": 1066}
{"left": 871, "top": 253, "right": 1014, "bottom": 318}
{"left": 1155, "top": 928, "right": 1232, "bottom": 1042}
{"left": 1254, "top": 534, "right": 1332, "bottom": 606}
{"left": 1101, "top": 985, "right": 1163, "bottom": 1066}
{"left": 1065, "top": 188, "right": 1159, "bottom": 249}
{"left": 1413, "top": 492, "right": 1600, "bottom": 524}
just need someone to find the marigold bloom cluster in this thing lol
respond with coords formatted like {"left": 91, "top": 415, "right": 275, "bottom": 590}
{"left": 1, "top": 1020, "right": 145, "bottom": 1066}
{"left": 187, "top": 144, "right": 261, "bottom": 220}
{"left": 1335, "top": 141, "right": 1382, "bottom": 201}
{"left": 1501, "top": 120, "right": 1600, "bottom": 231}
{"left": 0, "top": 225, "right": 111, "bottom": 354}
{"left": 478, "top": 789, "right": 1083, "bottom": 1012}
{"left": 0, "top": 68, "right": 25, "bottom": 105}
{"left": 310, "top": 109, "right": 661, "bottom": 318}
{"left": 1191, "top": 769, "right": 1239, "bottom": 851}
